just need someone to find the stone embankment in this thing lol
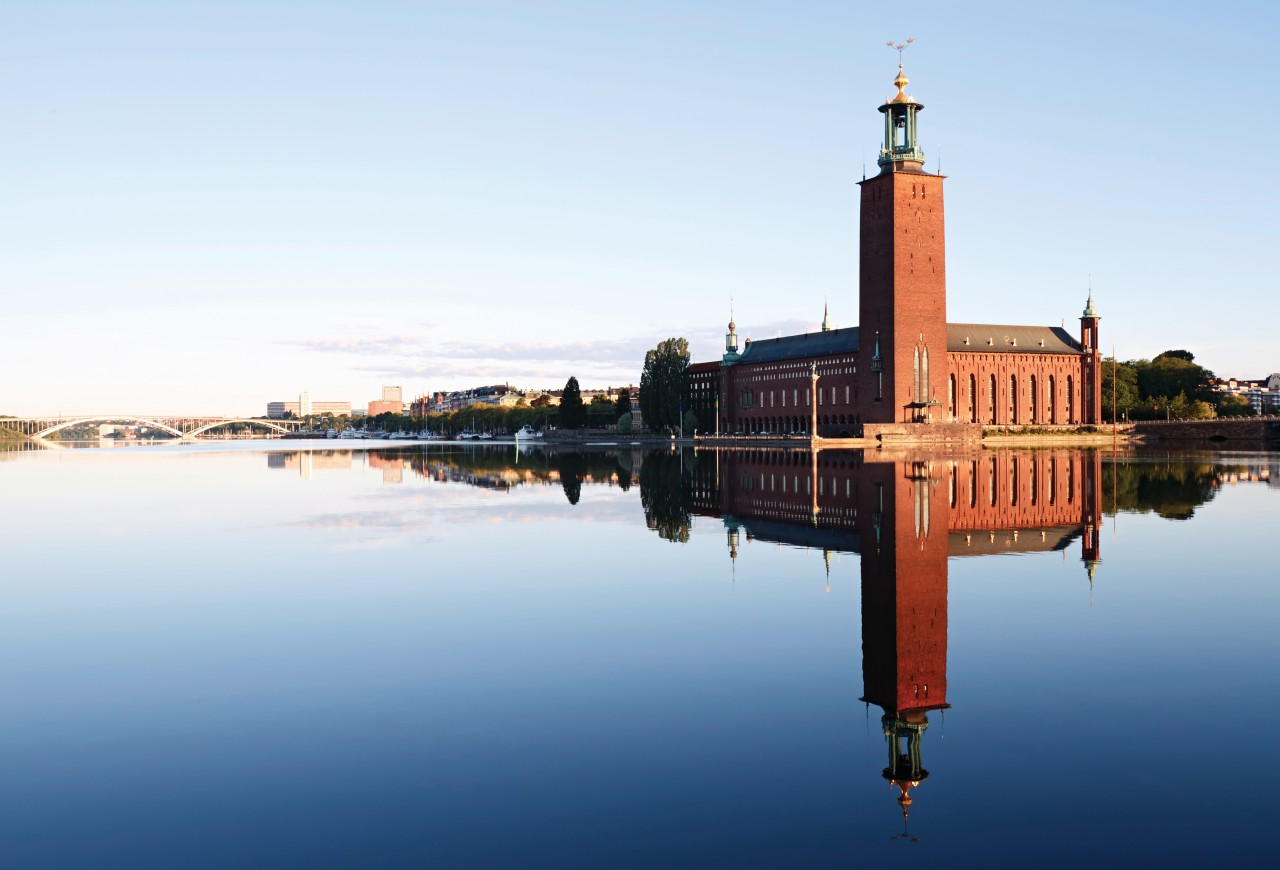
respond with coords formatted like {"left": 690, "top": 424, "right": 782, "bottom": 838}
{"left": 1129, "top": 418, "right": 1280, "bottom": 443}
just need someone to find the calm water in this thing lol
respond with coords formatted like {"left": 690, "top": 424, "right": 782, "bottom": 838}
{"left": 1, "top": 441, "right": 1277, "bottom": 867}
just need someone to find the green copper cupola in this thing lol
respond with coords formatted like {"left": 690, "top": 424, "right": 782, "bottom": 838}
{"left": 878, "top": 63, "right": 925, "bottom": 171}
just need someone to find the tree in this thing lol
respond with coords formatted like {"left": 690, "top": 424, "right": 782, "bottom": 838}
{"left": 614, "top": 387, "right": 633, "bottom": 419}
{"left": 617, "top": 412, "right": 632, "bottom": 434}
{"left": 560, "top": 377, "right": 586, "bottom": 429}
{"left": 1139, "top": 353, "right": 1214, "bottom": 404}
{"left": 1102, "top": 357, "right": 1140, "bottom": 421}
{"left": 639, "top": 337, "right": 691, "bottom": 432}
{"left": 531, "top": 394, "right": 552, "bottom": 409}
{"left": 1154, "top": 349, "right": 1196, "bottom": 363}
{"left": 1216, "top": 393, "right": 1252, "bottom": 417}
{"left": 682, "top": 409, "right": 699, "bottom": 435}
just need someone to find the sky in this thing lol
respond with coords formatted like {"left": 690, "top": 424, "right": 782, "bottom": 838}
{"left": 3, "top": 0, "right": 1277, "bottom": 415}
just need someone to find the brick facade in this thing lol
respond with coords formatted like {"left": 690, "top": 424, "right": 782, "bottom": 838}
{"left": 697, "top": 66, "right": 1101, "bottom": 436}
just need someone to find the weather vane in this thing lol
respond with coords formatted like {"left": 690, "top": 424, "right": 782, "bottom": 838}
{"left": 886, "top": 37, "right": 915, "bottom": 64}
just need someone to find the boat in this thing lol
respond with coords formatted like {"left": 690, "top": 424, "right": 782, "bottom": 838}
{"left": 514, "top": 425, "right": 543, "bottom": 439}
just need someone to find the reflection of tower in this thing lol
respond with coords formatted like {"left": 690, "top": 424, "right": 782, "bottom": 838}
{"left": 726, "top": 522, "right": 740, "bottom": 584}
{"left": 1081, "top": 452, "right": 1102, "bottom": 601}
{"left": 858, "top": 458, "right": 949, "bottom": 832}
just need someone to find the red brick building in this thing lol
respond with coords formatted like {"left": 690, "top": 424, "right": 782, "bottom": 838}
{"left": 691, "top": 63, "right": 1102, "bottom": 437}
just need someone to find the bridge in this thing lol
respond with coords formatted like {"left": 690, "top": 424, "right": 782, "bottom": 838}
{"left": 0, "top": 414, "right": 305, "bottom": 441}
{"left": 1129, "top": 417, "right": 1280, "bottom": 442}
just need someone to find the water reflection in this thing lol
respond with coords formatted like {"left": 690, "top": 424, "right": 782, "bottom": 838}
{"left": 3, "top": 441, "right": 1279, "bottom": 861}
{"left": 677, "top": 448, "right": 1100, "bottom": 835}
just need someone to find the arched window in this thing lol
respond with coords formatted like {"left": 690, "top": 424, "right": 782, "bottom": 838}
{"left": 969, "top": 373, "right": 977, "bottom": 423}
{"left": 1067, "top": 376, "right": 1074, "bottom": 423}
{"left": 913, "top": 347, "right": 921, "bottom": 406}
{"left": 1010, "top": 375, "right": 1019, "bottom": 424}
{"left": 922, "top": 346, "right": 930, "bottom": 405}
{"left": 949, "top": 373, "right": 957, "bottom": 420}
{"left": 1030, "top": 375, "right": 1038, "bottom": 423}
{"left": 988, "top": 374, "right": 997, "bottom": 424}
{"left": 1048, "top": 375, "right": 1056, "bottom": 424}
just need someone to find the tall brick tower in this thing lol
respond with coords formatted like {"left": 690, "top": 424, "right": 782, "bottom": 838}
{"left": 1080, "top": 290, "right": 1103, "bottom": 424}
{"left": 858, "top": 60, "right": 947, "bottom": 425}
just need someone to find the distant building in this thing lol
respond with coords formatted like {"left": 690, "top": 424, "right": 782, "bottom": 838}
{"left": 367, "top": 400, "right": 404, "bottom": 416}
{"left": 366, "top": 385, "right": 406, "bottom": 416}
{"left": 299, "top": 391, "right": 312, "bottom": 417}
{"left": 1213, "top": 373, "right": 1280, "bottom": 414}
{"left": 266, "top": 400, "right": 352, "bottom": 418}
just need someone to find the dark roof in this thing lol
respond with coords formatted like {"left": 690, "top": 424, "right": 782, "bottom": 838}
{"left": 947, "top": 526, "right": 1082, "bottom": 557}
{"left": 718, "top": 321, "right": 1080, "bottom": 367}
{"left": 947, "top": 323, "right": 1082, "bottom": 355}
{"left": 737, "top": 326, "right": 859, "bottom": 364}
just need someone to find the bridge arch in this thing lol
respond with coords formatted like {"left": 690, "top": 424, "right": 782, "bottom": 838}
{"left": 183, "top": 419, "right": 296, "bottom": 438}
{"left": 33, "top": 416, "right": 184, "bottom": 440}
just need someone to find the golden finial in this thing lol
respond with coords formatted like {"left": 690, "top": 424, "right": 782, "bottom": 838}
{"left": 887, "top": 38, "right": 915, "bottom": 103}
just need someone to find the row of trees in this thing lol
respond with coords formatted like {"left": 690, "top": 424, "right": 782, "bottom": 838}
{"left": 1101, "top": 349, "right": 1242, "bottom": 421}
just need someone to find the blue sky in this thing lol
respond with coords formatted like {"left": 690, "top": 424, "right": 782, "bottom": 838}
{"left": 4, "top": 1, "right": 1276, "bottom": 414}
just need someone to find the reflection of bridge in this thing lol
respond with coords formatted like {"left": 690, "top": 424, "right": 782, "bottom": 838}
{"left": 0, "top": 414, "right": 303, "bottom": 440}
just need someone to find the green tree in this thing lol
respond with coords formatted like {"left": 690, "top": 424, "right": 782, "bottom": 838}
{"left": 682, "top": 409, "right": 699, "bottom": 435}
{"left": 614, "top": 387, "right": 632, "bottom": 419}
{"left": 617, "top": 412, "right": 633, "bottom": 434}
{"left": 639, "top": 337, "right": 691, "bottom": 432}
{"left": 1102, "top": 357, "right": 1140, "bottom": 421}
{"left": 1215, "top": 393, "right": 1251, "bottom": 417}
{"left": 1139, "top": 352, "right": 1213, "bottom": 404}
{"left": 560, "top": 377, "right": 586, "bottom": 429}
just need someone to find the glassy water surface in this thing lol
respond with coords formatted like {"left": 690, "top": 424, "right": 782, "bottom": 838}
{"left": 2, "top": 442, "right": 1277, "bottom": 866}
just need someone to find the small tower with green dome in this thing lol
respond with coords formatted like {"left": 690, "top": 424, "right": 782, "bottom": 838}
{"left": 1080, "top": 288, "right": 1100, "bottom": 353}
{"left": 878, "top": 40, "right": 925, "bottom": 172}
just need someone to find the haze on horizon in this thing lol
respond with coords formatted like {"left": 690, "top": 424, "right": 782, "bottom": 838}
{"left": 4, "top": 1, "right": 1276, "bottom": 416}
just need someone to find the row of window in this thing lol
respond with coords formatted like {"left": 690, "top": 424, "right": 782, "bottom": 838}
{"left": 947, "top": 373, "right": 1077, "bottom": 424}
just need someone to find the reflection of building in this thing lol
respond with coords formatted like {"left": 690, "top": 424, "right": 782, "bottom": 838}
{"left": 690, "top": 61, "right": 1102, "bottom": 437}
{"left": 267, "top": 451, "right": 354, "bottom": 478}
{"left": 691, "top": 448, "right": 1103, "bottom": 831}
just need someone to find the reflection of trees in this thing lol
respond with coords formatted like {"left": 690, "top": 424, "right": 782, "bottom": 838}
{"left": 558, "top": 453, "right": 586, "bottom": 505}
{"left": 1103, "top": 460, "right": 1233, "bottom": 520}
{"left": 639, "top": 449, "right": 695, "bottom": 542}
{"left": 615, "top": 453, "right": 633, "bottom": 492}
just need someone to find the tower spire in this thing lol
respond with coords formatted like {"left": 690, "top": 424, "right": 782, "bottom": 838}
{"left": 724, "top": 297, "right": 741, "bottom": 360}
{"left": 822, "top": 290, "right": 831, "bottom": 332}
